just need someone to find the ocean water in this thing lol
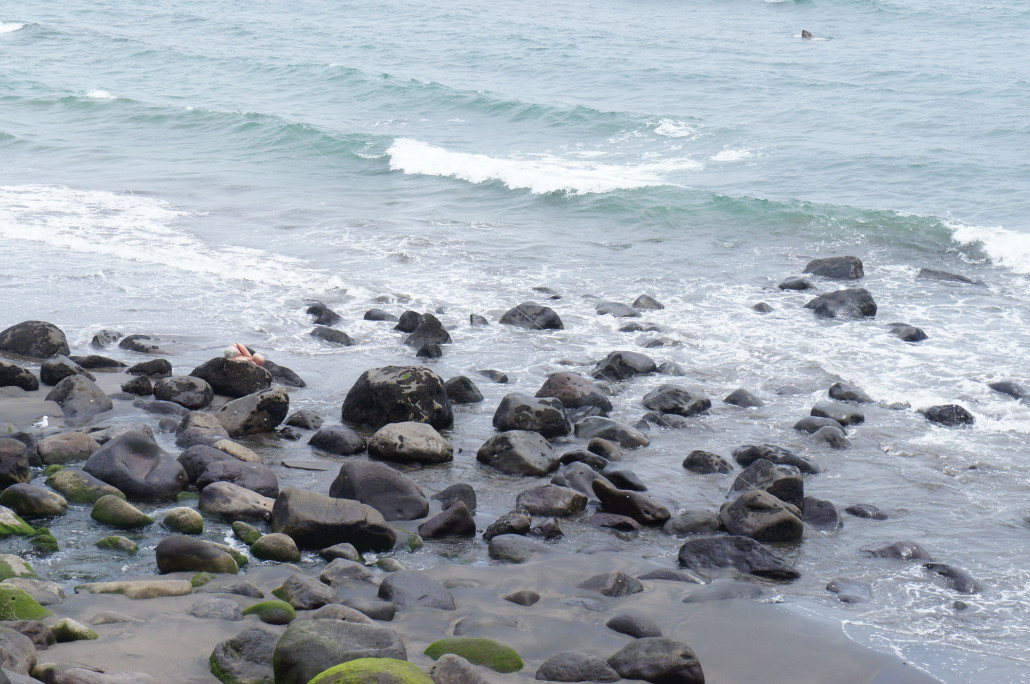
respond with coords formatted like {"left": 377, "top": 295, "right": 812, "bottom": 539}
{"left": 2, "top": 0, "right": 1029, "bottom": 681}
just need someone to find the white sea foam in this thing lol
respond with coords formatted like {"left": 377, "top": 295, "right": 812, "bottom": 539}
{"left": 654, "top": 118, "right": 699, "bottom": 139}
{"left": 84, "top": 90, "right": 115, "bottom": 100}
{"left": 710, "top": 147, "right": 753, "bottom": 162}
{"left": 0, "top": 184, "right": 359, "bottom": 295}
{"left": 948, "top": 220, "right": 1030, "bottom": 274}
{"left": 0, "top": 22, "right": 24, "bottom": 33}
{"left": 386, "top": 138, "right": 700, "bottom": 195}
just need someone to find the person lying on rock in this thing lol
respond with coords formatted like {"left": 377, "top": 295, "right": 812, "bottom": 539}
{"left": 224, "top": 342, "right": 265, "bottom": 366}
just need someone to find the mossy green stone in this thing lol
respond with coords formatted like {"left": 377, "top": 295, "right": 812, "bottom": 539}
{"left": 231, "top": 521, "right": 262, "bottom": 546}
{"left": 308, "top": 658, "right": 434, "bottom": 684}
{"left": 212, "top": 542, "right": 248, "bottom": 568}
{"left": 91, "top": 495, "right": 152, "bottom": 529}
{"left": 0, "top": 506, "right": 35, "bottom": 537}
{"left": 163, "top": 506, "right": 204, "bottom": 535}
{"left": 41, "top": 464, "right": 66, "bottom": 477}
{"left": 96, "top": 536, "right": 139, "bottom": 554}
{"left": 423, "top": 638, "right": 523, "bottom": 673}
{"left": 250, "top": 533, "right": 300, "bottom": 562}
{"left": 0, "top": 554, "right": 36, "bottom": 580}
{"left": 177, "top": 490, "right": 201, "bottom": 503}
{"left": 400, "top": 532, "right": 423, "bottom": 553}
{"left": 29, "top": 529, "right": 58, "bottom": 554}
{"left": 192, "top": 571, "right": 216, "bottom": 588}
{"left": 51, "top": 617, "right": 99, "bottom": 642}
{"left": 0, "top": 586, "right": 52, "bottom": 620}
{"left": 242, "top": 599, "right": 295, "bottom": 625}
{"left": 45, "top": 469, "right": 125, "bottom": 504}
{"left": 376, "top": 558, "right": 404, "bottom": 572}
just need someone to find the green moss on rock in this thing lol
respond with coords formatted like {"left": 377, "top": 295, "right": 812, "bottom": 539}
{"left": 95, "top": 536, "right": 139, "bottom": 554}
{"left": 423, "top": 638, "right": 523, "bottom": 673}
{"left": 241, "top": 599, "right": 295, "bottom": 625}
{"left": 0, "top": 585, "right": 52, "bottom": 620}
{"left": 41, "top": 464, "right": 66, "bottom": 478}
{"left": 308, "top": 658, "right": 434, "bottom": 684}
{"left": 51, "top": 617, "right": 99, "bottom": 642}
{"left": 29, "top": 528, "right": 58, "bottom": 554}
{"left": 177, "top": 490, "right": 201, "bottom": 503}
{"left": 163, "top": 506, "right": 204, "bottom": 535}
{"left": 90, "top": 495, "right": 152, "bottom": 529}
{"left": 231, "top": 521, "right": 262, "bottom": 546}
{"left": 192, "top": 571, "right": 216, "bottom": 588}
{"left": 0, "top": 505, "right": 35, "bottom": 537}
{"left": 0, "top": 554, "right": 37, "bottom": 580}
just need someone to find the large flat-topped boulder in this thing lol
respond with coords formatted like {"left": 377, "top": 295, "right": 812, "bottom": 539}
{"left": 341, "top": 366, "right": 452, "bottom": 430}
{"left": 271, "top": 487, "right": 396, "bottom": 551}
{"left": 190, "top": 357, "right": 272, "bottom": 398}
{"left": 83, "top": 430, "right": 187, "bottom": 502}
{"left": 0, "top": 320, "right": 70, "bottom": 359}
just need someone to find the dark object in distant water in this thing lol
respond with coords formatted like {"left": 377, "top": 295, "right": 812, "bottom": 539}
{"left": 845, "top": 503, "right": 888, "bottom": 520}
{"left": 752, "top": 302, "right": 773, "bottom": 313}
{"left": 916, "top": 268, "right": 985, "bottom": 286}
{"left": 305, "top": 301, "right": 341, "bottom": 326}
{"left": 888, "top": 322, "right": 928, "bottom": 342}
{"left": 925, "top": 562, "right": 980, "bottom": 594}
{"left": 988, "top": 380, "right": 1026, "bottom": 400}
{"left": 801, "top": 30, "right": 813, "bottom": 40}
{"left": 778, "top": 277, "right": 811, "bottom": 291}
{"left": 363, "top": 309, "right": 398, "bottom": 322}
{"left": 922, "top": 404, "right": 974, "bottom": 427}
{"left": 805, "top": 288, "right": 877, "bottom": 317}
{"left": 310, "top": 326, "right": 353, "bottom": 346}
{"left": 804, "top": 256, "right": 863, "bottom": 280}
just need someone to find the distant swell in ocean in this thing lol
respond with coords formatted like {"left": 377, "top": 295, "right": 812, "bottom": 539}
{"left": 386, "top": 138, "right": 701, "bottom": 195}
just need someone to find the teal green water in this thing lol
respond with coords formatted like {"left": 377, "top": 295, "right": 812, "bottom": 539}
{"left": 2, "top": 1, "right": 1029, "bottom": 681}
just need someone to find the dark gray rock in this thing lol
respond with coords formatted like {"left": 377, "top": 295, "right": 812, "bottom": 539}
{"left": 394, "top": 311, "right": 423, "bottom": 333}
{"left": 499, "top": 302, "right": 563, "bottom": 330}
{"left": 778, "top": 277, "right": 811, "bottom": 291}
{"left": 916, "top": 268, "right": 984, "bottom": 285}
{"left": 0, "top": 361, "right": 38, "bottom": 391}
{"left": 70, "top": 354, "right": 126, "bottom": 369}
{"left": 601, "top": 464, "right": 645, "bottom": 491}
{"left": 478, "top": 369, "right": 509, "bottom": 383}
{"left": 483, "top": 508, "right": 532, "bottom": 540}
{"left": 209, "top": 627, "right": 279, "bottom": 684}
{"left": 199, "top": 481, "right": 274, "bottom": 522}
{"left": 433, "top": 483, "right": 476, "bottom": 514}
{"left": 723, "top": 388, "right": 763, "bottom": 408}
{"left": 469, "top": 314, "right": 490, "bottom": 326}
{"left": 0, "top": 625, "right": 36, "bottom": 676}
{"left": 155, "top": 535, "right": 237, "bottom": 574}
{"left": 0, "top": 483, "right": 68, "bottom": 518}
{"left": 364, "top": 309, "right": 398, "bottom": 322}
{"left": 805, "top": 298, "right": 862, "bottom": 319}
{"left": 0, "top": 320, "right": 69, "bottom": 359}
{"left": 810, "top": 425, "right": 851, "bottom": 449}
{"left": 196, "top": 578, "right": 263, "bottom": 598}
{"left": 91, "top": 329, "right": 121, "bottom": 348}
{"left": 444, "top": 376, "right": 483, "bottom": 404}
{"left": 476, "top": 431, "right": 557, "bottom": 476}
{"left": 306, "top": 301, "right": 342, "bottom": 326}
{"left": 804, "top": 256, "right": 864, "bottom": 280}
{"left": 122, "top": 376, "right": 155, "bottom": 397}
{"left": 0, "top": 439, "right": 31, "bottom": 489}
{"left": 678, "top": 535, "right": 800, "bottom": 581}
{"left": 264, "top": 360, "right": 306, "bottom": 388}
{"left": 175, "top": 411, "right": 230, "bottom": 448}
{"left": 732, "top": 444, "right": 819, "bottom": 474}
{"left": 636, "top": 568, "right": 706, "bottom": 584}
{"left": 536, "top": 652, "right": 619, "bottom": 682}
{"left": 925, "top": 563, "right": 979, "bottom": 594}
{"left": 502, "top": 590, "right": 539, "bottom": 606}
{"left": 888, "top": 323, "right": 929, "bottom": 342}
{"left": 418, "top": 501, "right": 476, "bottom": 539}
{"left": 273, "top": 573, "right": 337, "bottom": 610}
{"left": 367, "top": 421, "right": 453, "bottom": 464}
{"left": 730, "top": 459, "right": 804, "bottom": 509}
{"left": 340, "top": 597, "right": 396, "bottom": 622}
{"left": 2, "top": 620, "right": 54, "bottom": 650}
{"left": 579, "top": 570, "right": 643, "bottom": 597}
{"left": 642, "top": 385, "right": 711, "bottom": 418}
{"left": 988, "top": 380, "right": 1026, "bottom": 400}
{"left": 44, "top": 375, "right": 113, "bottom": 426}
{"left": 309, "top": 425, "right": 367, "bottom": 455}
{"left": 516, "top": 484, "right": 586, "bottom": 517}
{"left": 188, "top": 597, "right": 243, "bottom": 620}
{"left": 535, "top": 372, "right": 612, "bottom": 416}
{"left": 558, "top": 450, "right": 608, "bottom": 470}
{"left": 682, "top": 580, "right": 764, "bottom": 603}
{"left": 329, "top": 461, "right": 428, "bottom": 521}
{"left": 216, "top": 388, "right": 290, "bottom": 437}
{"left": 271, "top": 486, "right": 396, "bottom": 551}
{"left": 320, "top": 543, "right": 362, "bottom": 563}
{"left": 752, "top": 302, "right": 773, "bottom": 313}
{"left": 528, "top": 517, "right": 562, "bottom": 540}
{"left": 341, "top": 365, "right": 452, "bottom": 430}
{"left": 487, "top": 534, "right": 554, "bottom": 563}
{"left": 197, "top": 460, "right": 279, "bottom": 498}
{"left": 844, "top": 504, "right": 888, "bottom": 520}
{"left": 597, "top": 302, "right": 640, "bottom": 318}
{"left": 657, "top": 361, "right": 685, "bottom": 376}
{"left": 662, "top": 509, "right": 721, "bottom": 536}
{"left": 805, "top": 288, "right": 877, "bottom": 317}
{"left": 416, "top": 343, "right": 442, "bottom": 358}
{"left": 828, "top": 382, "right": 872, "bottom": 403}
{"left": 593, "top": 479, "right": 669, "bottom": 526}
{"left": 190, "top": 357, "right": 272, "bottom": 398}
{"left": 574, "top": 417, "right": 650, "bottom": 448}
{"left": 377, "top": 570, "right": 455, "bottom": 610}
{"left": 286, "top": 410, "right": 323, "bottom": 430}
{"left": 681, "top": 450, "right": 732, "bottom": 475}
{"left": 606, "top": 613, "right": 661, "bottom": 639}
{"left": 492, "top": 393, "right": 571, "bottom": 438}
{"left": 319, "top": 558, "right": 375, "bottom": 586}
{"left": 584, "top": 512, "right": 641, "bottom": 532}
{"left": 865, "top": 540, "right": 932, "bottom": 561}
{"left": 633, "top": 294, "right": 664, "bottom": 310}
{"left": 119, "top": 333, "right": 167, "bottom": 354}
{"left": 40, "top": 355, "right": 94, "bottom": 386}
{"left": 607, "top": 637, "right": 704, "bottom": 684}
{"left": 588, "top": 438, "right": 623, "bottom": 461}
{"left": 826, "top": 578, "right": 872, "bottom": 604}
{"left": 272, "top": 620, "right": 406, "bottom": 684}
{"left": 591, "top": 351, "right": 656, "bottom": 381}
{"left": 922, "top": 404, "right": 974, "bottom": 426}
{"left": 793, "top": 416, "right": 846, "bottom": 434}
{"left": 719, "top": 490, "right": 804, "bottom": 542}
{"left": 83, "top": 430, "right": 187, "bottom": 501}
{"left": 404, "top": 313, "right": 451, "bottom": 349}
{"left": 153, "top": 376, "right": 213, "bottom": 410}
{"left": 803, "top": 497, "right": 842, "bottom": 532}
{"left": 126, "top": 358, "right": 172, "bottom": 377}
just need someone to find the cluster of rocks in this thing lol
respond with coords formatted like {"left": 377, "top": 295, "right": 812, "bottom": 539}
{"left": 0, "top": 264, "right": 1001, "bottom": 683}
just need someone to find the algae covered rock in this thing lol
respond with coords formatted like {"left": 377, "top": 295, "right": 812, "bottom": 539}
{"left": 163, "top": 506, "right": 204, "bottom": 535}
{"left": 0, "top": 586, "right": 52, "bottom": 620}
{"left": 242, "top": 599, "right": 296, "bottom": 625}
{"left": 209, "top": 626, "right": 280, "bottom": 684}
{"left": 250, "top": 533, "right": 300, "bottom": 562}
{"left": 309, "top": 658, "right": 433, "bottom": 684}
{"left": 91, "top": 495, "right": 153, "bottom": 529}
{"left": 423, "top": 638, "right": 523, "bottom": 673}
{"left": 0, "top": 554, "right": 37, "bottom": 581}
{"left": 51, "top": 617, "right": 98, "bottom": 642}
{"left": 233, "top": 521, "right": 263, "bottom": 546}
{"left": 156, "top": 535, "right": 239, "bottom": 575}
{"left": 96, "top": 536, "right": 139, "bottom": 554}
{"left": 45, "top": 468, "right": 125, "bottom": 504}
{"left": 0, "top": 505, "right": 35, "bottom": 538}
